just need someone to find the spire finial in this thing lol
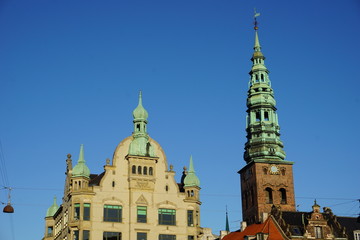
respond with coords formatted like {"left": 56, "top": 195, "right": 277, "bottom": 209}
{"left": 78, "top": 144, "right": 85, "bottom": 163}
{"left": 139, "top": 90, "right": 143, "bottom": 106}
{"left": 254, "top": 8, "right": 260, "bottom": 30}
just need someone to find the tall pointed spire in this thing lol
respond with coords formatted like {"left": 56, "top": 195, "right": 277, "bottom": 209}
{"left": 243, "top": 11, "right": 287, "bottom": 163}
{"left": 128, "top": 91, "right": 156, "bottom": 157}
{"left": 184, "top": 155, "right": 200, "bottom": 187}
{"left": 72, "top": 144, "right": 90, "bottom": 178}
{"left": 225, "top": 206, "right": 230, "bottom": 232}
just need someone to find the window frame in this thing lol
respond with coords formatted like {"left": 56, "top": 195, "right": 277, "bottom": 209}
{"left": 83, "top": 203, "right": 90, "bottom": 221}
{"left": 74, "top": 203, "right": 80, "bottom": 220}
{"left": 159, "top": 234, "right": 176, "bottom": 240}
{"left": 187, "top": 210, "right": 194, "bottom": 227}
{"left": 137, "top": 206, "right": 147, "bottom": 223}
{"left": 103, "top": 205, "right": 122, "bottom": 222}
{"left": 103, "top": 231, "right": 122, "bottom": 240}
{"left": 158, "top": 208, "right": 176, "bottom": 226}
{"left": 137, "top": 232, "right": 147, "bottom": 240}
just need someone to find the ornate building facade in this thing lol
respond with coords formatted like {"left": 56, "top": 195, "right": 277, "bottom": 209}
{"left": 43, "top": 92, "right": 203, "bottom": 240}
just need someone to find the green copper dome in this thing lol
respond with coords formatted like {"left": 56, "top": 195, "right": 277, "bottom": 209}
{"left": 184, "top": 156, "right": 200, "bottom": 187}
{"left": 46, "top": 196, "right": 59, "bottom": 217}
{"left": 132, "top": 91, "right": 148, "bottom": 121}
{"left": 72, "top": 144, "right": 90, "bottom": 178}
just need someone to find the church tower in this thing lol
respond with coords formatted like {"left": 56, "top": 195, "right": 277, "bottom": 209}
{"left": 239, "top": 14, "right": 296, "bottom": 224}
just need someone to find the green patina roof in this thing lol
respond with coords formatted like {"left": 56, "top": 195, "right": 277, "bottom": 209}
{"left": 184, "top": 155, "right": 200, "bottom": 187}
{"left": 46, "top": 196, "right": 59, "bottom": 217}
{"left": 72, "top": 144, "right": 90, "bottom": 178}
{"left": 128, "top": 92, "right": 156, "bottom": 157}
{"left": 132, "top": 91, "right": 148, "bottom": 121}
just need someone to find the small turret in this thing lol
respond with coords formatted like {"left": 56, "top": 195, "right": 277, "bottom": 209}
{"left": 184, "top": 156, "right": 201, "bottom": 203}
{"left": 46, "top": 196, "right": 59, "bottom": 217}
{"left": 72, "top": 144, "right": 90, "bottom": 178}
{"left": 184, "top": 156, "right": 200, "bottom": 187}
{"left": 128, "top": 92, "right": 156, "bottom": 157}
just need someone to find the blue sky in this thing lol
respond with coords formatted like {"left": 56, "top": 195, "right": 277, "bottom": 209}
{"left": 0, "top": 0, "right": 359, "bottom": 239}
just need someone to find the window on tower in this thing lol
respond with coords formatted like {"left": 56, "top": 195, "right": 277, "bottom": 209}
{"left": 264, "top": 112, "right": 269, "bottom": 121}
{"left": 132, "top": 165, "right": 136, "bottom": 174}
{"left": 265, "top": 188, "right": 273, "bottom": 204}
{"left": 280, "top": 188, "right": 287, "bottom": 204}
{"left": 138, "top": 166, "right": 142, "bottom": 174}
{"left": 74, "top": 203, "right": 80, "bottom": 220}
{"left": 83, "top": 203, "right": 91, "bottom": 220}
{"left": 256, "top": 112, "right": 261, "bottom": 122}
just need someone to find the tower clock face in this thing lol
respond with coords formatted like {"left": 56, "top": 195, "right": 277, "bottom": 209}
{"left": 269, "top": 165, "right": 279, "bottom": 174}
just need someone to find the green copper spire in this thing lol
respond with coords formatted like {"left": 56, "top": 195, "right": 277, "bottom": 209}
{"left": 128, "top": 92, "right": 156, "bottom": 157}
{"left": 225, "top": 208, "right": 230, "bottom": 232}
{"left": 72, "top": 144, "right": 91, "bottom": 178}
{"left": 243, "top": 14, "right": 287, "bottom": 164}
{"left": 184, "top": 155, "right": 200, "bottom": 187}
{"left": 46, "top": 196, "right": 59, "bottom": 217}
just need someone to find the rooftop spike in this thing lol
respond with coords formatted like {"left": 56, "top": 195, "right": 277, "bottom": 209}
{"left": 78, "top": 144, "right": 85, "bottom": 163}
{"left": 225, "top": 206, "right": 230, "bottom": 232}
{"left": 72, "top": 144, "right": 90, "bottom": 178}
{"left": 184, "top": 155, "right": 200, "bottom": 187}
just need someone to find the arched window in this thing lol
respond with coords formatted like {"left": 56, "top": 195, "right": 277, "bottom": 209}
{"left": 261, "top": 74, "right": 264, "bottom": 80}
{"left": 138, "top": 166, "right": 142, "bottom": 174}
{"left": 265, "top": 187, "right": 273, "bottom": 204}
{"left": 280, "top": 188, "right": 287, "bottom": 204}
{"left": 143, "top": 166, "right": 147, "bottom": 175}
{"left": 132, "top": 165, "right": 136, "bottom": 174}
{"left": 190, "top": 190, "right": 194, "bottom": 197}
{"left": 149, "top": 167, "right": 153, "bottom": 175}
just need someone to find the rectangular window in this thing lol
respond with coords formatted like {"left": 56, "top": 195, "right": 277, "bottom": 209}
{"left": 188, "top": 236, "right": 194, "bottom": 240}
{"left": 187, "top": 210, "right": 194, "bottom": 227}
{"left": 314, "top": 226, "right": 322, "bottom": 239}
{"left": 159, "top": 234, "right": 176, "bottom": 240}
{"left": 47, "top": 226, "right": 53, "bottom": 237}
{"left": 256, "top": 112, "right": 261, "bottom": 122}
{"left": 104, "top": 205, "right": 122, "bottom": 222}
{"left": 83, "top": 230, "right": 90, "bottom": 240}
{"left": 74, "top": 230, "right": 79, "bottom": 240}
{"left": 83, "top": 203, "right": 90, "bottom": 220}
{"left": 74, "top": 203, "right": 80, "bottom": 220}
{"left": 103, "top": 232, "right": 121, "bottom": 240}
{"left": 264, "top": 112, "right": 269, "bottom": 121}
{"left": 158, "top": 209, "right": 176, "bottom": 225}
{"left": 137, "top": 232, "right": 147, "bottom": 240}
{"left": 137, "top": 206, "right": 147, "bottom": 223}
